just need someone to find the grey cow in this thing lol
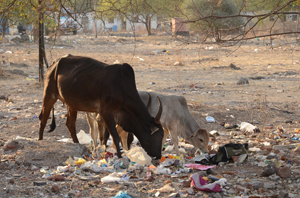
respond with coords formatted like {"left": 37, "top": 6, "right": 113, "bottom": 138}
{"left": 87, "top": 91, "right": 209, "bottom": 155}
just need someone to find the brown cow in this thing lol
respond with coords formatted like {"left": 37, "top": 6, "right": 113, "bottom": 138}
{"left": 38, "top": 55, "right": 164, "bottom": 159}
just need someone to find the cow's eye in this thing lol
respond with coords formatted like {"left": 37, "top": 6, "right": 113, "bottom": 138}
{"left": 200, "top": 139, "right": 203, "bottom": 142}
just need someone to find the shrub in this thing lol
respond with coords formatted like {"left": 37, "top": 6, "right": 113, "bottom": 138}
{"left": 182, "top": 0, "right": 243, "bottom": 41}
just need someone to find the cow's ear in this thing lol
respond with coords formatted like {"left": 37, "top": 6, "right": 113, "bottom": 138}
{"left": 197, "top": 129, "right": 208, "bottom": 137}
{"left": 146, "top": 93, "right": 152, "bottom": 112}
{"left": 151, "top": 126, "right": 159, "bottom": 135}
{"left": 154, "top": 97, "right": 162, "bottom": 124}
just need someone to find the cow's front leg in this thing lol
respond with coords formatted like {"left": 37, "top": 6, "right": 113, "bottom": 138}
{"left": 86, "top": 113, "right": 98, "bottom": 149}
{"left": 103, "top": 127, "right": 110, "bottom": 147}
{"left": 102, "top": 113, "right": 121, "bottom": 158}
{"left": 162, "top": 128, "right": 169, "bottom": 150}
{"left": 66, "top": 107, "right": 79, "bottom": 143}
{"left": 127, "top": 133, "right": 134, "bottom": 150}
{"left": 168, "top": 127, "right": 180, "bottom": 156}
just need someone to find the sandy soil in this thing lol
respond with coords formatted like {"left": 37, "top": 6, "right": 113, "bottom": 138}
{"left": 0, "top": 33, "right": 300, "bottom": 197}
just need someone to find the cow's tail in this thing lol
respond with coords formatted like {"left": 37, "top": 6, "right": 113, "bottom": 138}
{"left": 48, "top": 108, "right": 56, "bottom": 132}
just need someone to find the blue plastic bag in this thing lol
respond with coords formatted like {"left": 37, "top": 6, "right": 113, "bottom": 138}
{"left": 113, "top": 191, "right": 131, "bottom": 198}
{"left": 206, "top": 116, "right": 215, "bottom": 123}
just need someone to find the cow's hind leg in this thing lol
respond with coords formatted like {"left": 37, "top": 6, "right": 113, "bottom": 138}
{"left": 97, "top": 119, "right": 105, "bottom": 146}
{"left": 66, "top": 107, "right": 79, "bottom": 143}
{"left": 38, "top": 97, "right": 57, "bottom": 140}
{"left": 102, "top": 113, "right": 121, "bottom": 158}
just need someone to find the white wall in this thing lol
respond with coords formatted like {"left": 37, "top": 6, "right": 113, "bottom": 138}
{"left": 126, "top": 15, "right": 157, "bottom": 32}
{"left": 8, "top": 25, "right": 18, "bottom": 35}
{"left": 79, "top": 13, "right": 122, "bottom": 33}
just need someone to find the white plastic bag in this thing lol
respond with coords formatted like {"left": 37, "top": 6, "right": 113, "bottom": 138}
{"left": 76, "top": 130, "right": 92, "bottom": 144}
{"left": 155, "top": 165, "right": 171, "bottom": 174}
{"left": 101, "top": 172, "right": 129, "bottom": 183}
{"left": 101, "top": 172, "right": 122, "bottom": 183}
{"left": 81, "top": 162, "right": 105, "bottom": 173}
{"left": 240, "top": 122, "right": 257, "bottom": 133}
{"left": 125, "top": 147, "right": 152, "bottom": 166}
{"left": 164, "top": 145, "right": 174, "bottom": 152}
{"left": 57, "top": 165, "right": 70, "bottom": 172}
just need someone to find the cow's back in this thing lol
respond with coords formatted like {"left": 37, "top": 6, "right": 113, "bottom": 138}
{"left": 56, "top": 56, "right": 139, "bottom": 112}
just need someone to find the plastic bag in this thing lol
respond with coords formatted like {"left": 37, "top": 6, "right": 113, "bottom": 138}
{"left": 76, "top": 130, "right": 92, "bottom": 144}
{"left": 185, "top": 164, "right": 216, "bottom": 170}
{"left": 157, "top": 184, "right": 175, "bottom": 193}
{"left": 81, "top": 162, "right": 105, "bottom": 173}
{"left": 101, "top": 173, "right": 122, "bottom": 183}
{"left": 65, "top": 156, "right": 76, "bottom": 166}
{"left": 75, "top": 158, "right": 86, "bottom": 165}
{"left": 193, "top": 154, "right": 210, "bottom": 164}
{"left": 191, "top": 173, "right": 224, "bottom": 192}
{"left": 125, "top": 147, "right": 152, "bottom": 166}
{"left": 206, "top": 116, "right": 215, "bottom": 123}
{"left": 57, "top": 165, "right": 70, "bottom": 172}
{"left": 154, "top": 165, "right": 171, "bottom": 174}
{"left": 101, "top": 172, "right": 129, "bottom": 183}
{"left": 164, "top": 145, "right": 174, "bottom": 152}
{"left": 113, "top": 191, "right": 132, "bottom": 198}
{"left": 162, "top": 159, "right": 175, "bottom": 167}
{"left": 240, "top": 122, "right": 259, "bottom": 133}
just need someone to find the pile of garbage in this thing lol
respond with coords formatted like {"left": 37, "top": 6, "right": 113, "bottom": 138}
{"left": 1, "top": 123, "right": 300, "bottom": 197}
{"left": 33, "top": 144, "right": 230, "bottom": 197}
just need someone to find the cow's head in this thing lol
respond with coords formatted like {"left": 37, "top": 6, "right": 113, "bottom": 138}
{"left": 187, "top": 128, "right": 209, "bottom": 153}
{"left": 141, "top": 96, "right": 164, "bottom": 159}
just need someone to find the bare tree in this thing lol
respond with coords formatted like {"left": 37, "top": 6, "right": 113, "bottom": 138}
{"left": 176, "top": 0, "right": 300, "bottom": 44}
{"left": 1, "top": 0, "right": 300, "bottom": 81}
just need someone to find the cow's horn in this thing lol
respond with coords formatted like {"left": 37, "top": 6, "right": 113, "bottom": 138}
{"left": 188, "top": 131, "right": 197, "bottom": 139}
{"left": 151, "top": 127, "right": 159, "bottom": 135}
{"left": 154, "top": 96, "right": 162, "bottom": 124}
{"left": 146, "top": 92, "right": 152, "bottom": 112}
{"left": 193, "top": 131, "right": 198, "bottom": 137}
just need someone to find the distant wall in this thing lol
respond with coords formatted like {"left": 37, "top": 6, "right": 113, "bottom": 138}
{"left": 79, "top": 13, "right": 122, "bottom": 34}
{"left": 126, "top": 16, "right": 158, "bottom": 32}
{"left": 172, "top": 18, "right": 188, "bottom": 33}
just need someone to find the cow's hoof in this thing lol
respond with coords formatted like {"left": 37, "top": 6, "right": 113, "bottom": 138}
{"left": 152, "top": 159, "right": 161, "bottom": 165}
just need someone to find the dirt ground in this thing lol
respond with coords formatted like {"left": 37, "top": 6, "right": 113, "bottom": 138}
{"left": 0, "top": 33, "right": 300, "bottom": 198}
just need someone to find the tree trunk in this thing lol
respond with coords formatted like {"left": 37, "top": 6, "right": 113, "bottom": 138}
{"left": 0, "top": 17, "right": 8, "bottom": 37}
{"left": 122, "top": 18, "right": 126, "bottom": 30}
{"left": 93, "top": 0, "right": 97, "bottom": 38}
{"left": 145, "top": 16, "right": 152, "bottom": 35}
{"left": 38, "top": 0, "right": 44, "bottom": 82}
